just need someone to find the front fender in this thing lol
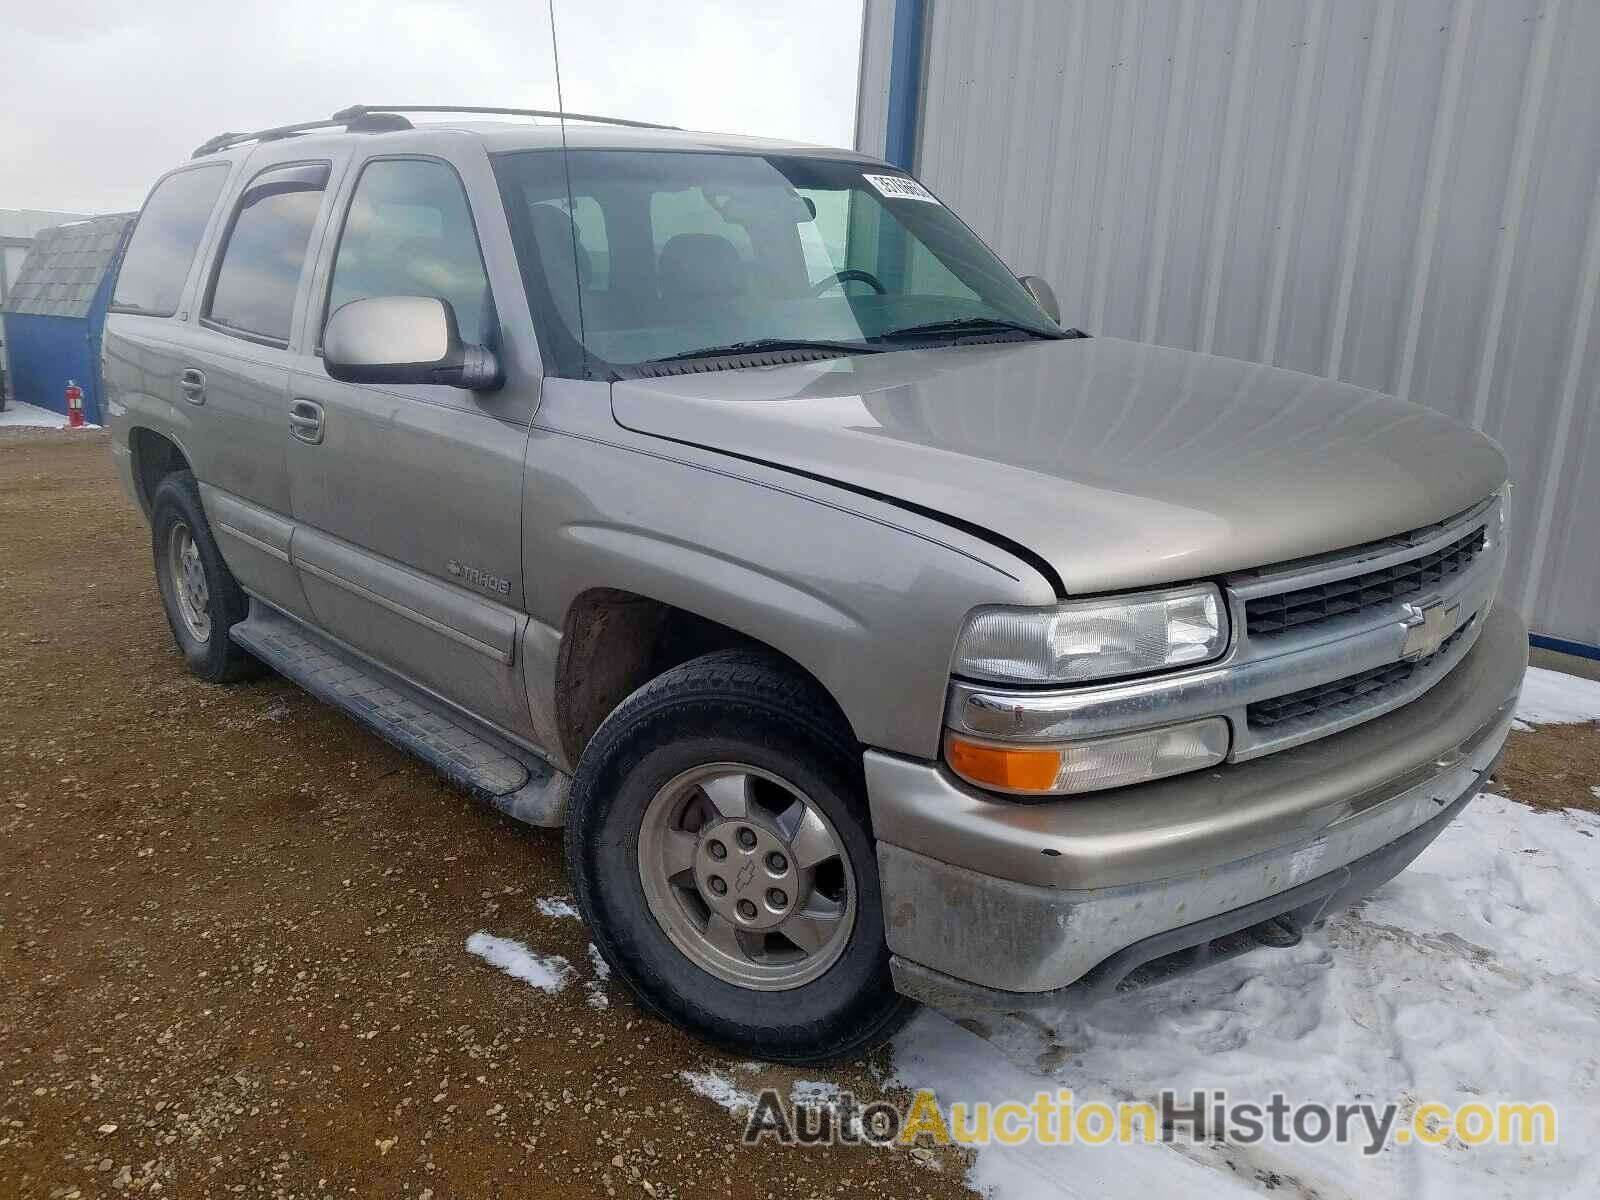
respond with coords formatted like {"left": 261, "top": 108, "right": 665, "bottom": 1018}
{"left": 523, "top": 418, "right": 1054, "bottom": 760}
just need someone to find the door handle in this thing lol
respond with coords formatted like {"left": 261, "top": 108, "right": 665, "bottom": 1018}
{"left": 178, "top": 368, "right": 206, "bottom": 405}
{"left": 289, "top": 398, "right": 325, "bottom": 445}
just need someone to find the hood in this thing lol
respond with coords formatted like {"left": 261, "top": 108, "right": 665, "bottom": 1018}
{"left": 611, "top": 337, "right": 1508, "bottom": 594}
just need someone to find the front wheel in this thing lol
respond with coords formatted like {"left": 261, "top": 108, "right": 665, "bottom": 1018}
{"left": 566, "top": 650, "right": 914, "bottom": 1063}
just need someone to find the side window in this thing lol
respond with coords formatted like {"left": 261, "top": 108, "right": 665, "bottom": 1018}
{"left": 205, "top": 162, "right": 330, "bottom": 344}
{"left": 326, "top": 159, "right": 492, "bottom": 344}
{"left": 112, "top": 165, "right": 229, "bottom": 316}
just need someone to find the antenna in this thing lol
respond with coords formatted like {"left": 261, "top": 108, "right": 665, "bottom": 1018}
{"left": 548, "top": 0, "right": 589, "bottom": 380}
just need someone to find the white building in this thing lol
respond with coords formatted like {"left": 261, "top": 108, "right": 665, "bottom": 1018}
{"left": 1, "top": 208, "right": 90, "bottom": 377}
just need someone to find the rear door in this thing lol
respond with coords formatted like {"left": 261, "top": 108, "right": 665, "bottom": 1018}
{"left": 285, "top": 148, "right": 540, "bottom": 742}
{"left": 172, "top": 154, "right": 347, "bottom": 621}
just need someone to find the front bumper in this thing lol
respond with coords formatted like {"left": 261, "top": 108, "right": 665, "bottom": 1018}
{"left": 867, "top": 603, "right": 1527, "bottom": 1007}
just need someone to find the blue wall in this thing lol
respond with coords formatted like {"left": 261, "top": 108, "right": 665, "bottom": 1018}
{"left": 1, "top": 312, "right": 102, "bottom": 423}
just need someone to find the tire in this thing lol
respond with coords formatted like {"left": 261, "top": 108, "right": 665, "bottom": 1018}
{"left": 150, "top": 470, "right": 261, "bottom": 684}
{"left": 566, "top": 649, "right": 915, "bottom": 1063}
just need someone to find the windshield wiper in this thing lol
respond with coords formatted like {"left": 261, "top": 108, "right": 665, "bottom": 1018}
{"left": 649, "top": 337, "right": 883, "bottom": 364}
{"left": 874, "top": 317, "right": 1066, "bottom": 343}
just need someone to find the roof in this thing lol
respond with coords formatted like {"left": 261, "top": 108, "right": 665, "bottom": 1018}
{"left": 0, "top": 209, "right": 92, "bottom": 241}
{"left": 196, "top": 115, "right": 884, "bottom": 167}
{"left": 2, "top": 214, "right": 133, "bottom": 319}
{"left": 455, "top": 121, "right": 883, "bottom": 162}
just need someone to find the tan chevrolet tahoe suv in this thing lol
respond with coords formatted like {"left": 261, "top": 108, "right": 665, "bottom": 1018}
{"left": 103, "top": 105, "right": 1525, "bottom": 1063}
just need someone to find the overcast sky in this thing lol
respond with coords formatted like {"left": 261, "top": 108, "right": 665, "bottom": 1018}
{"left": 3, "top": 0, "right": 864, "bottom": 214}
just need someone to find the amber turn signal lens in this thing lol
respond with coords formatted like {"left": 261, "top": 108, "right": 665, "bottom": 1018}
{"left": 944, "top": 734, "right": 1063, "bottom": 793}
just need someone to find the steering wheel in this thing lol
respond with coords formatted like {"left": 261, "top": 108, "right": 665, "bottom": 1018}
{"left": 808, "top": 269, "right": 887, "bottom": 297}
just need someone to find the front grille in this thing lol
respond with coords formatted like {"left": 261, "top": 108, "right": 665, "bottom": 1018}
{"left": 1245, "top": 526, "right": 1487, "bottom": 638}
{"left": 1247, "top": 621, "right": 1473, "bottom": 729}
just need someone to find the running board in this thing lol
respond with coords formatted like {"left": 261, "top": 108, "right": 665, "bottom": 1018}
{"left": 230, "top": 605, "right": 568, "bottom": 828}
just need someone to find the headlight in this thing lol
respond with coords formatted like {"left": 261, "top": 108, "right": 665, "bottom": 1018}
{"left": 954, "top": 584, "right": 1227, "bottom": 685}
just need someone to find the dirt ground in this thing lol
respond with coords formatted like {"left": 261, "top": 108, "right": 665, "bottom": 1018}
{"left": 1, "top": 429, "right": 974, "bottom": 1198}
{"left": 1496, "top": 721, "right": 1600, "bottom": 815}
{"left": 3, "top": 429, "right": 1595, "bottom": 1199}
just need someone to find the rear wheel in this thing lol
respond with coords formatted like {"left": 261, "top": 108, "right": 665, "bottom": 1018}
{"left": 151, "top": 471, "right": 261, "bottom": 683}
{"left": 566, "top": 650, "right": 914, "bottom": 1063}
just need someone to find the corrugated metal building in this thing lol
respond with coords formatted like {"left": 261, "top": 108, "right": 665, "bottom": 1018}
{"left": 1, "top": 214, "right": 133, "bottom": 424}
{"left": 856, "top": 0, "right": 1600, "bottom": 655}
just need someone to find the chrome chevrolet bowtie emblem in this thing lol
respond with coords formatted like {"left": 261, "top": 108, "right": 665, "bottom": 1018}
{"left": 1400, "top": 599, "right": 1461, "bottom": 660}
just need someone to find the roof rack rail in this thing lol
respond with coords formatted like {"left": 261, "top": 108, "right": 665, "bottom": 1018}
{"left": 191, "top": 111, "right": 412, "bottom": 158}
{"left": 190, "top": 103, "right": 678, "bottom": 160}
{"left": 330, "top": 104, "right": 680, "bottom": 132}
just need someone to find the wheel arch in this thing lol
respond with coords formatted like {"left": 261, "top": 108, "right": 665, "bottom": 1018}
{"left": 553, "top": 587, "right": 859, "bottom": 769}
{"left": 128, "top": 426, "right": 194, "bottom": 517}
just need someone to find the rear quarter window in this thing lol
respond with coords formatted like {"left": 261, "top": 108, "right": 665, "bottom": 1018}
{"left": 111, "top": 164, "right": 230, "bottom": 317}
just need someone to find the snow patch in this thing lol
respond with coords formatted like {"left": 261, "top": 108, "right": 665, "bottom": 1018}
{"left": 535, "top": 896, "right": 580, "bottom": 919}
{"left": 584, "top": 943, "right": 612, "bottom": 1009}
{"left": 0, "top": 401, "right": 76, "bottom": 429}
{"left": 464, "top": 933, "right": 573, "bottom": 993}
{"left": 790, "top": 1079, "right": 841, "bottom": 1108}
{"left": 888, "top": 789, "right": 1600, "bottom": 1198}
{"left": 679, "top": 1069, "right": 759, "bottom": 1114}
{"left": 1514, "top": 665, "right": 1600, "bottom": 729}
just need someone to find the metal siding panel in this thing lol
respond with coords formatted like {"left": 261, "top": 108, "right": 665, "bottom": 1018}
{"left": 1084, "top": 0, "right": 1143, "bottom": 334}
{"left": 1469, "top": 0, "right": 1563, "bottom": 431}
{"left": 1140, "top": 0, "right": 1199, "bottom": 343}
{"left": 954, "top": 0, "right": 1006, "bottom": 240}
{"left": 1228, "top": 0, "right": 1332, "bottom": 368}
{"left": 1504, "top": 0, "right": 1600, "bottom": 632}
{"left": 914, "top": 0, "right": 961, "bottom": 188}
{"left": 1069, "top": 1, "right": 1135, "bottom": 325}
{"left": 854, "top": 0, "right": 897, "bottom": 158}
{"left": 1037, "top": 0, "right": 1094, "bottom": 293}
{"left": 1159, "top": 1, "right": 1247, "bottom": 350}
{"left": 1412, "top": 1, "right": 1537, "bottom": 426}
{"left": 1260, "top": 0, "right": 1332, "bottom": 369}
{"left": 1293, "top": 1, "right": 1382, "bottom": 378}
{"left": 1324, "top": 0, "right": 1397, "bottom": 379}
{"left": 1347, "top": 0, "right": 1456, "bottom": 397}
{"left": 1537, "top": 326, "right": 1600, "bottom": 644}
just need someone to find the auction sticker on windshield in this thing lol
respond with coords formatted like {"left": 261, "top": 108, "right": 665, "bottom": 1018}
{"left": 863, "top": 173, "right": 940, "bottom": 203}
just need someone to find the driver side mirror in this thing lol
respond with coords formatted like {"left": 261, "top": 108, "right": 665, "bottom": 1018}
{"left": 324, "top": 296, "right": 501, "bottom": 391}
{"left": 1019, "top": 275, "right": 1061, "bottom": 325}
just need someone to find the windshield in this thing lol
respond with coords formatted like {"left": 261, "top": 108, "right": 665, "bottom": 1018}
{"left": 492, "top": 150, "right": 1061, "bottom": 376}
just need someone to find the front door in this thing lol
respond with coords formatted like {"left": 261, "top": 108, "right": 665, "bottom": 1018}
{"left": 285, "top": 153, "right": 538, "bottom": 743}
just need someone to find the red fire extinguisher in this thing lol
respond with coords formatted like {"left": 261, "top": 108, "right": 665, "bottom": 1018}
{"left": 65, "top": 380, "right": 85, "bottom": 428}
